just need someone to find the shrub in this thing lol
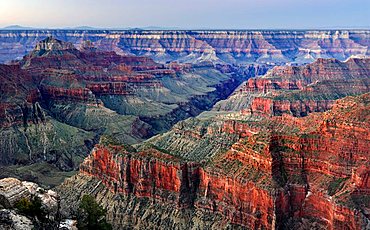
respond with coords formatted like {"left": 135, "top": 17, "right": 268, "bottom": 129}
{"left": 77, "top": 195, "right": 112, "bottom": 230}
{"left": 15, "top": 196, "right": 44, "bottom": 218}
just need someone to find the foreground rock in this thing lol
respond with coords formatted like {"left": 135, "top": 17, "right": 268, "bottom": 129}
{"left": 0, "top": 178, "right": 58, "bottom": 210}
{"left": 0, "top": 177, "right": 64, "bottom": 229}
{"left": 0, "top": 209, "right": 33, "bottom": 230}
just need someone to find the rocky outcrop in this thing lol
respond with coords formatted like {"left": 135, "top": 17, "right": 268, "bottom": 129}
{"left": 0, "top": 178, "right": 34, "bottom": 208}
{"left": 0, "top": 177, "right": 77, "bottom": 230}
{"left": 80, "top": 144, "right": 200, "bottom": 207}
{"left": 0, "top": 178, "right": 59, "bottom": 210}
{"left": 268, "top": 58, "right": 370, "bottom": 84}
{"left": 60, "top": 143, "right": 276, "bottom": 229}
{"left": 0, "top": 209, "right": 34, "bottom": 230}
{"left": 250, "top": 96, "right": 337, "bottom": 116}
{"left": 0, "top": 178, "right": 58, "bottom": 229}
{"left": 0, "top": 30, "right": 369, "bottom": 64}
{"left": 34, "top": 36, "right": 75, "bottom": 52}
{"left": 215, "top": 58, "right": 370, "bottom": 117}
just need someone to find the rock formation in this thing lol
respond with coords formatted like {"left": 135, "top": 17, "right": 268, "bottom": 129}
{"left": 0, "top": 30, "right": 369, "bottom": 64}
{"left": 214, "top": 57, "right": 370, "bottom": 116}
{"left": 0, "top": 209, "right": 34, "bottom": 230}
{"left": 0, "top": 177, "right": 62, "bottom": 230}
{"left": 0, "top": 178, "right": 58, "bottom": 211}
{"left": 58, "top": 93, "right": 370, "bottom": 229}
{"left": 0, "top": 36, "right": 259, "bottom": 186}
{"left": 1, "top": 30, "right": 369, "bottom": 229}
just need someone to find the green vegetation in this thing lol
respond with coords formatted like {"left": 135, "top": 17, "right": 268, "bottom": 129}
{"left": 100, "top": 135, "right": 137, "bottom": 153}
{"left": 328, "top": 178, "right": 347, "bottom": 196}
{"left": 140, "top": 143, "right": 175, "bottom": 156}
{"left": 99, "top": 135, "right": 122, "bottom": 146}
{"left": 77, "top": 195, "right": 112, "bottom": 230}
{"left": 15, "top": 196, "right": 44, "bottom": 218}
{"left": 300, "top": 133, "right": 320, "bottom": 139}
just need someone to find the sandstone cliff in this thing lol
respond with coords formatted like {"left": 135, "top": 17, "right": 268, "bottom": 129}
{"left": 214, "top": 58, "right": 370, "bottom": 117}
{"left": 58, "top": 93, "right": 370, "bottom": 229}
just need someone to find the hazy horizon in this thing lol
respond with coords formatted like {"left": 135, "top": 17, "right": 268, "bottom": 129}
{"left": 2, "top": 25, "right": 370, "bottom": 30}
{"left": 1, "top": 0, "right": 369, "bottom": 30}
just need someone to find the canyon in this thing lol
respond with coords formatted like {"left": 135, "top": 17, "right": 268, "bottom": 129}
{"left": 0, "top": 36, "right": 258, "bottom": 187}
{"left": 58, "top": 93, "right": 370, "bottom": 229}
{"left": 0, "top": 29, "right": 369, "bottom": 229}
{"left": 56, "top": 44, "right": 369, "bottom": 229}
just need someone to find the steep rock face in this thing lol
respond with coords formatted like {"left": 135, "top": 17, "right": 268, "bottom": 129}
{"left": 79, "top": 144, "right": 200, "bottom": 207}
{"left": 250, "top": 96, "right": 337, "bottom": 116}
{"left": 0, "top": 30, "right": 369, "bottom": 64}
{"left": 215, "top": 58, "right": 370, "bottom": 117}
{"left": 62, "top": 143, "right": 277, "bottom": 229}
{"left": 194, "top": 168, "right": 275, "bottom": 229}
{"left": 59, "top": 174, "right": 247, "bottom": 229}
{"left": 58, "top": 93, "right": 370, "bottom": 229}
{"left": 0, "top": 64, "right": 38, "bottom": 127}
{"left": 0, "top": 61, "right": 96, "bottom": 176}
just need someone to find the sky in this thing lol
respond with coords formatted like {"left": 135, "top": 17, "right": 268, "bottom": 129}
{"left": 0, "top": 0, "right": 369, "bottom": 29}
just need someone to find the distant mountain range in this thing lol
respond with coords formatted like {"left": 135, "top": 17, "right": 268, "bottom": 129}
{"left": 2, "top": 25, "right": 38, "bottom": 30}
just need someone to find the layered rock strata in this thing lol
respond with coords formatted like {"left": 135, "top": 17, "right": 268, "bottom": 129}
{"left": 0, "top": 30, "right": 369, "bottom": 64}
{"left": 214, "top": 58, "right": 370, "bottom": 116}
{"left": 0, "top": 177, "right": 74, "bottom": 230}
{"left": 59, "top": 93, "right": 370, "bottom": 229}
{"left": 0, "top": 36, "right": 256, "bottom": 186}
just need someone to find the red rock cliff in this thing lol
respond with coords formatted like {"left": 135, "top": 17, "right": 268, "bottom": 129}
{"left": 77, "top": 93, "right": 370, "bottom": 229}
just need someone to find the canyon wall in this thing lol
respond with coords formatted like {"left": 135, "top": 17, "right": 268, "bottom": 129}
{"left": 1, "top": 31, "right": 369, "bottom": 229}
{"left": 0, "top": 30, "right": 369, "bottom": 64}
{"left": 0, "top": 36, "right": 259, "bottom": 187}
{"left": 214, "top": 57, "right": 370, "bottom": 116}
{"left": 58, "top": 93, "right": 370, "bottom": 229}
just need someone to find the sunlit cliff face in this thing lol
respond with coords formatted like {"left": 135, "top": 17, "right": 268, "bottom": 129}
{"left": 62, "top": 92, "right": 370, "bottom": 230}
